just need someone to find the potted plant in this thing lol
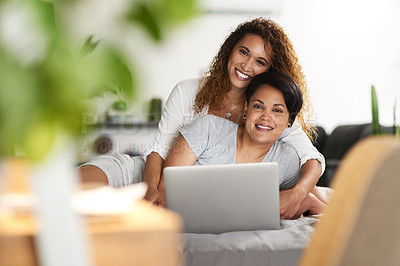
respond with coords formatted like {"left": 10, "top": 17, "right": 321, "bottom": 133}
{"left": 0, "top": 0, "right": 197, "bottom": 265}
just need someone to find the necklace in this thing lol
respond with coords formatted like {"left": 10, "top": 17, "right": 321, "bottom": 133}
{"left": 226, "top": 105, "right": 238, "bottom": 119}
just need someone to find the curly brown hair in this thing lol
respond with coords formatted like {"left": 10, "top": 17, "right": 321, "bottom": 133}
{"left": 194, "top": 17, "right": 316, "bottom": 140}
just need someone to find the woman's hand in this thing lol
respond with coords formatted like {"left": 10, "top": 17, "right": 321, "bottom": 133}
{"left": 279, "top": 186, "right": 307, "bottom": 219}
{"left": 143, "top": 152, "right": 165, "bottom": 205}
{"left": 144, "top": 187, "right": 165, "bottom": 206}
{"left": 143, "top": 135, "right": 197, "bottom": 207}
{"left": 280, "top": 159, "right": 323, "bottom": 219}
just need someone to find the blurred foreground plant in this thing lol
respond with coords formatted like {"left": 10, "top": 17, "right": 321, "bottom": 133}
{"left": 0, "top": 0, "right": 197, "bottom": 161}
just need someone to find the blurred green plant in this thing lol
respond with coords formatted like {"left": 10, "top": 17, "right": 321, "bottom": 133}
{"left": 395, "top": 99, "right": 400, "bottom": 138}
{"left": 127, "top": 0, "right": 197, "bottom": 41}
{"left": 82, "top": 36, "right": 133, "bottom": 114}
{"left": 0, "top": 0, "right": 198, "bottom": 161}
{"left": 371, "top": 85, "right": 399, "bottom": 138}
{"left": 371, "top": 85, "right": 382, "bottom": 135}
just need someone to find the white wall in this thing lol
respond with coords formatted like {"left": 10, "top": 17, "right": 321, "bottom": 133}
{"left": 70, "top": 0, "right": 400, "bottom": 133}
{"left": 279, "top": 0, "right": 400, "bottom": 132}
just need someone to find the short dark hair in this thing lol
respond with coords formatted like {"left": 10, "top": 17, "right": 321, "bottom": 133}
{"left": 246, "top": 72, "right": 303, "bottom": 125}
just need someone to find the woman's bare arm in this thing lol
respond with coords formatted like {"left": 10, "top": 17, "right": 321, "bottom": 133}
{"left": 280, "top": 159, "right": 322, "bottom": 219}
{"left": 293, "top": 191, "right": 326, "bottom": 218}
{"left": 143, "top": 152, "right": 165, "bottom": 205}
{"left": 157, "top": 134, "right": 198, "bottom": 205}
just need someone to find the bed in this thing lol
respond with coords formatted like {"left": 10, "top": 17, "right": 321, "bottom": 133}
{"left": 180, "top": 186, "right": 333, "bottom": 266}
{"left": 181, "top": 216, "right": 317, "bottom": 266}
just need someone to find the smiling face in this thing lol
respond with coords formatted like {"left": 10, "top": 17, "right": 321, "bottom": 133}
{"left": 227, "top": 34, "right": 272, "bottom": 91}
{"left": 243, "top": 84, "right": 290, "bottom": 147}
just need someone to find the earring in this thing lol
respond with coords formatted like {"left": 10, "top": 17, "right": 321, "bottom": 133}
{"left": 243, "top": 114, "right": 247, "bottom": 119}
{"left": 288, "top": 123, "right": 291, "bottom": 128}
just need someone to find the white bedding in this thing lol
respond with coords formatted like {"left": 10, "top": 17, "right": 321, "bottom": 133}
{"left": 182, "top": 216, "right": 318, "bottom": 266}
{"left": 181, "top": 187, "right": 333, "bottom": 266}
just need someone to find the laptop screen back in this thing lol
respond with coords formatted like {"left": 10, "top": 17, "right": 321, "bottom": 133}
{"left": 164, "top": 163, "right": 280, "bottom": 233}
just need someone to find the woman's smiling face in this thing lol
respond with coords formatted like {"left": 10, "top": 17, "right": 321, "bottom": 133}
{"left": 244, "top": 84, "right": 290, "bottom": 146}
{"left": 227, "top": 34, "right": 272, "bottom": 91}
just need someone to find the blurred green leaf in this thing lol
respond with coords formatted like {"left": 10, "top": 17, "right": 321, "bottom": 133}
{"left": 0, "top": 0, "right": 197, "bottom": 160}
{"left": 81, "top": 36, "right": 102, "bottom": 55}
{"left": 33, "top": 1, "right": 56, "bottom": 32}
{"left": 161, "top": 0, "right": 198, "bottom": 23}
{"left": 84, "top": 45, "right": 135, "bottom": 99}
{"left": 106, "top": 49, "right": 134, "bottom": 98}
{"left": 394, "top": 99, "right": 398, "bottom": 135}
{"left": 0, "top": 47, "right": 40, "bottom": 156}
{"left": 112, "top": 100, "right": 128, "bottom": 111}
{"left": 371, "top": 85, "right": 382, "bottom": 135}
{"left": 23, "top": 113, "right": 56, "bottom": 161}
{"left": 125, "top": 0, "right": 198, "bottom": 42}
{"left": 395, "top": 99, "right": 400, "bottom": 139}
{"left": 126, "top": 2, "right": 163, "bottom": 42}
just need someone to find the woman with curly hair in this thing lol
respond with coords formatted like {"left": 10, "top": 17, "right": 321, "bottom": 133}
{"left": 80, "top": 18, "right": 325, "bottom": 219}
{"left": 195, "top": 18, "right": 314, "bottom": 138}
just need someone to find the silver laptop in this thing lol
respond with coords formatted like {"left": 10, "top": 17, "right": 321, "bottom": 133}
{"left": 164, "top": 163, "right": 280, "bottom": 233}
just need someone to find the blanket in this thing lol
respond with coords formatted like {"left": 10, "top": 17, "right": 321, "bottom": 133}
{"left": 181, "top": 187, "right": 333, "bottom": 266}
{"left": 182, "top": 216, "right": 318, "bottom": 266}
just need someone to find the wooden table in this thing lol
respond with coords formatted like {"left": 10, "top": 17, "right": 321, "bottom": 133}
{"left": 0, "top": 159, "right": 182, "bottom": 266}
{"left": 0, "top": 200, "right": 182, "bottom": 266}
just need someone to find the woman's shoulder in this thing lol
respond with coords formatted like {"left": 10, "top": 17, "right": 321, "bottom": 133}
{"left": 193, "top": 114, "right": 223, "bottom": 124}
{"left": 164, "top": 78, "right": 201, "bottom": 116}
{"left": 189, "top": 115, "right": 238, "bottom": 133}
{"left": 199, "top": 114, "right": 238, "bottom": 125}
{"left": 173, "top": 78, "right": 201, "bottom": 95}
{"left": 168, "top": 78, "right": 202, "bottom": 111}
{"left": 273, "top": 141, "right": 299, "bottom": 160}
